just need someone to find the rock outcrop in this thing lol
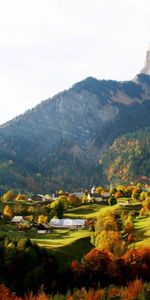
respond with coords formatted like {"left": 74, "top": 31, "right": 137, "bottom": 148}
{"left": 140, "top": 44, "right": 150, "bottom": 75}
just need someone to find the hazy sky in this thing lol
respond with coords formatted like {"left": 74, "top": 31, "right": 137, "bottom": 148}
{"left": 0, "top": 0, "right": 150, "bottom": 124}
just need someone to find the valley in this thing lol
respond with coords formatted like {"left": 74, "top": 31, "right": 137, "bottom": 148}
{"left": 0, "top": 182, "right": 150, "bottom": 299}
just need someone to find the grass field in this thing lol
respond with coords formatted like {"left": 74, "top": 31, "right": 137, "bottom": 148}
{"left": 0, "top": 223, "right": 37, "bottom": 239}
{"left": 117, "top": 202, "right": 150, "bottom": 248}
{"left": 120, "top": 202, "right": 142, "bottom": 212}
{"left": 0, "top": 223, "right": 93, "bottom": 270}
{"left": 0, "top": 223, "right": 91, "bottom": 244}
{"left": 53, "top": 236, "right": 93, "bottom": 270}
{"left": 133, "top": 213, "right": 150, "bottom": 247}
{"left": 64, "top": 203, "right": 106, "bottom": 218}
{"left": 32, "top": 228, "right": 91, "bottom": 248}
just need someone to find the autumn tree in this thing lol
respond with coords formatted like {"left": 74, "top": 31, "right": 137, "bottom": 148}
{"left": 115, "top": 191, "right": 123, "bottom": 199}
{"left": 127, "top": 233, "right": 134, "bottom": 244}
{"left": 3, "top": 205, "right": 14, "bottom": 219}
{"left": 95, "top": 186, "right": 104, "bottom": 195}
{"left": 15, "top": 193, "right": 26, "bottom": 201}
{"left": 108, "top": 196, "right": 117, "bottom": 206}
{"left": 122, "top": 279, "right": 143, "bottom": 300}
{"left": 140, "top": 207, "right": 147, "bottom": 217}
{"left": 3, "top": 191, "right": 15, "bottom": 202}
{"left": 58, "top": 195, "right": 70, "bottom": 209}
{"left": 131, "top": 187, "right": 141, "bottom": 201}
{"left": 68, "top": 194, "right": 81, "bottom": 207}
{"left": 55, "top": 201, "right": 65, "bottom": 218}
{"left": 143, "top": 197, "right": 150, "bottom": 211}
{"left": 140, "top": 191, "right": 147, "bottom": 201}
{"left": 110, "top": 187, "right": 117, "bottom": 195}
{"left": 26, "top": 215, "right": 34, "bottom": 222}
{"left": 18, "top": 221, "right": 30, "bottom": 230}
{"left": 28, "top": 206, "right": 35, "bottom": 213}
{"left": 85, "top": 248, "right": 113, "bottom": 269}
{"left": 116, "top": 185, "right": 125, "bottom": 193}
{"left": 51, "top": 199, "right": 65, "bottom": 218}
{"left": 38, "top": 215, "right": 48, "bottom": 224}
{"left": 96, "top": 215, "right": 118, "bottom": 233}
{"left": 13, "top": 204, "right": 24, "bottom": 215}
{"left": 95, "top": 230, "right": 125, "bottom": 255}
{"left": 81, "top": 195, "right": 88, "bottom": 204}
{"left": 124, "top": 215, "right": 134, "bottom": 234}
{"left": 0, "top": 284, "right": 19, "bottom": 300}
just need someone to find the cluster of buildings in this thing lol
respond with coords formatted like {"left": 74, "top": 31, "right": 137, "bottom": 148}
{"left": 11, "top": 215, "right": 86, "bottom": 234}
{"left": 9, "top": 187, "right": 111, "bottom": 234}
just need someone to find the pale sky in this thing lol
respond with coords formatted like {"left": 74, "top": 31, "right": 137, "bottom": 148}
{"left": 0, "top": 0, "right": 150, "bottom": 124}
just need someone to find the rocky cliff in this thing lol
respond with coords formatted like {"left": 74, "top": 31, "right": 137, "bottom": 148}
{"left": 140, "top": 45, "right": 150, "bottom": 75}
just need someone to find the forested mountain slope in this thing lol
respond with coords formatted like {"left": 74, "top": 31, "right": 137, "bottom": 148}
{"left": 0, "top": 54, "right": 150, "bottom": 192}
{"left": 100, "top": 128, "right": 150, "bottom": 184}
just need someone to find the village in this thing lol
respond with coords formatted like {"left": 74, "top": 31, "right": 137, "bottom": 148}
{"left": 0, "top": 183, "right": 147, "bottom": 240}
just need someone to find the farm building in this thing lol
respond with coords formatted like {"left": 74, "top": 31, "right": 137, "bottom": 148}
{"left": 31, "top": 194, "right": 46, "bottom": 201}
{"left": 11, "top": 216, "right": 24, "bottom": 223}
{"left": 69, "top": 192, "right": 84, "bottom": 199}
{"left": 50, "top": 218, "right": 85, "bottom": 229}
{"left": 37, "top": 223, "right": 51, "bottom": 234}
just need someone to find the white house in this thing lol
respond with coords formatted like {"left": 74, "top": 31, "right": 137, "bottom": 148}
{"left": 11, "top": 216, "right": 24, "bottom": 223}
{"left": 91, "top": 186, "right": 96, "bottom": 194}
{"left": 50, "top": 218, "right": 85, "bottom": 229}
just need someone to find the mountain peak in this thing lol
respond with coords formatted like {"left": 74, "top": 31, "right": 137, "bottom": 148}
{"left": 140, "top": 44, "right": 150, "bottom": 75}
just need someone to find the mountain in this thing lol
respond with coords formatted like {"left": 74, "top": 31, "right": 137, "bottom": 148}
{"left": 0, "top": 49, "right": 150, "bottom": 193}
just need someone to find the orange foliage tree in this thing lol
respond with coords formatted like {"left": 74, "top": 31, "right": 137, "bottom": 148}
{"left": 3, "top": 205, "right": 14, "bottom": 218}
{"left": 0, "top": 284, "right": 22, "bottom": 300}
{"left": 15, "top": 194, "right": 26, "bottom": 201}
{"left": 83, "top": 248, "right": 113, "bottom": 271}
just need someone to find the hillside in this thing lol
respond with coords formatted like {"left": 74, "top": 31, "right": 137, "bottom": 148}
{"left": 101, "top": 127, "right": 150, "bottom": 184}
{"left": 0, "top": 51, "right": 150, "bottom": 192}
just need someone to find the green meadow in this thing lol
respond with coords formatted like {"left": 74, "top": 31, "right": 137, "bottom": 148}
{"left": 133, "top": 212, "right": 150, "bottom": 247}
{"left": 1, "top": 201, "right": 150, "bottom": 269}
{"left": 64, "top": 203, "right": 106, "bottom": 218}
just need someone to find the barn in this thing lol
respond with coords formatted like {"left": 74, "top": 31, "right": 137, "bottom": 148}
{"left": 50, "top": 218, "right": 85, "bottom": 229}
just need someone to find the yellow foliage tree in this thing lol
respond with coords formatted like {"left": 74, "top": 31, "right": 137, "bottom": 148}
{"left": 143, "top": 197, "right": 150, "bottom": 211}
{"left": 96, "top": 216, "right": 118, "bottom": 233}
{"left": 26, "top": 215, "right": 34, "bottom": 222}
{"left": 3, "top": 191, "right": 15, "bottom": 202}
{"left": 51, "top": 200, "right": 58, "bottom": 209}
{"left": 38, "top": 214, "right": 48, "bottom": 224}
{"left": 82, "top": 196, "right": 88, "bottom": 203}
{"left": 28, "top": 206, "right": 35, "bottom": 213}
{"left": 96, "top": 230, "right": 124, "bottom": 255}
{"left": 95, "top": 186, "right": 104, "bottom": 195}
{"left": 109, "top": 187, "right": 117, "bottom": 195}
{"left": 15, "top": 193, "right": 26, "bottom": 201}
{"left": 3, "top": 205, "right": 13, "bottom": 218}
